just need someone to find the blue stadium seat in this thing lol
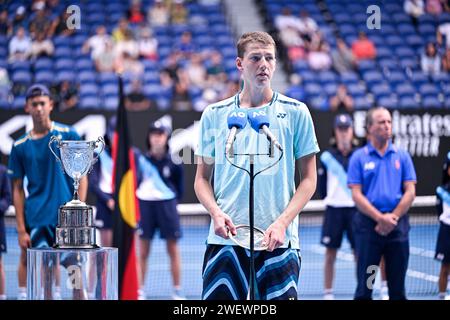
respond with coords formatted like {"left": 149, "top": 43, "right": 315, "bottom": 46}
{"left": 399, "top": 95, "right": 420, "bottom": 109}
{"left": 377, "top": 95, "right": 398, "bottom": 109}
{"left": 318, "top": 71, "right": 338, "bottom": 84}
{"left": 418, "top": 23, "right": 436, "bottom": 36}
{"left": 395, "top": 46, "right": 416, "bottom": 58}
{"left": 79, "top": 96, "right": 101, "bottom": 109}
{"left": 11, "top": 96, "right": 26, "bottom": 110}
{"left": 422, "top": 95, "right": 442, "bottom": 108}
{"left": 385, "top": 71, "right": 406, "bottom": 85}
{"left": 54, "top": 47, "right": 73, "bottom": 58}
{"left": 56, "top": 71, "right": 76, "bottom": 83}
{"left": 419, "top": 83, "right": 440, "bottom": 96}
{"left": 362, "top": 71, "right": 383, "bottom": 86}
{"left": 11, "top": 71, "right": 32, "bottom": 84}
{"left": 371, "top": 83, "right": 391, "bottom": 98}
{"left": 347, "top": 83, "right": 366, "bottom": 96}
{"left": 9, "top": 60, "right": 31, "bottom": 72}
{"left": 103, "top": 97, "right": 118, "bottom": 110}
{"left": 409, "top": 71, "right": 429, "bottom": 87}
{"left": 34, "top": 58, "right": 53, "bottom": 71}
{"left": 357, "top": 59, "right": 377, "bottom": 72}
{"left": 444, "top": 97, "right": 450, "bottom": 108}
{"left": 78, "top": 70, "right": 97, "bottom": 84}
{"left": 353, "top": 96, "right": 371, "bottom": 109}
{"left": 396, "top": 23, "right": 416, "bottom": 35}
{"left": 324, "top": 83, "right": 338, "bottom": 96}
{"left": 0, "top": 97, "right": 10, "bottom": 109}
{"left": 101, "top": 83, "right": 119, "bottom": 96}
{"left": 34, "top": 70, "right": 55, "bottom": 84}
{"left": 305, "top": 83, "right": 322, "bottom": 97}
{"left": 99, "top": 72, "right": 118, "bottom": 85}
{"left": 53, "top": 36, "right": 71, "bottom": 47}
{"left": 79, "top": 83, "right": 99, "bottom": 97}
{"left": 55, "top": 59, "right": 74, "bottom": 71}
{"left": 396, "top": 83, "right": 416, "bottom": 96}
{"left": 340, "top": 72, "right": 359, "bottom": 84}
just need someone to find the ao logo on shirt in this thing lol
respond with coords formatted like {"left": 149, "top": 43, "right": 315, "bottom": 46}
{"left": 364, "top": 161, "right": 376, "bottom": 171}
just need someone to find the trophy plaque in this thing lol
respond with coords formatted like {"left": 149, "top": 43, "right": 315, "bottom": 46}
{"left": 49, "top": 136, "right": 105, "bottom": 249}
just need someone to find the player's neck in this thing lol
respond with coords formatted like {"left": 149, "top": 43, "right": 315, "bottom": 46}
{"left": 370, "top": 138, "right": 389, "bottom": 155}
{"left": 31, "top": 120, "right": 52, "bottom": 139}
{"left": 239, "top": 87, "right": 273, "bottom": 108}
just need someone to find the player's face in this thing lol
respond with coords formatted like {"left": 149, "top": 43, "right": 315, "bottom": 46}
{"left": 237, "top": 43, "right": 276, "bottom": 88}
{"left": 25, "top": 96, "right": 53, "bottom": 124}
{"left": 368, "top": 109, "right": 392, "bottom": 142}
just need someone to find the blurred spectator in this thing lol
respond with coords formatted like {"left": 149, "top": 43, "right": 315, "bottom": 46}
{"left": 219, "top": 79, "right": 240, "bottom": 100}
{"left": 94, "top": 41, "right": 117, "bottom": 73}
{"left": 206, "top": 51, "right": 227, "bottom": 85}
{"left": 0, "top": 68, "right": 11, "bottom": 102}
{"left": 53, "top": 80, "right": 79, "bottom": 112}
{"left": 147, "top": 0, "right": 170, "bottom": 27}
{"left": 82, "top": 25, "right": 113, "bottom": 60}
{"left": 186, "top": 53, "right": 207, "bottom": 89}
{"left": 275, "top": 7, "right": 300, "bottom": 31}
{"left": 330, "top": 84, "right": 354, "bottom": 113}
{"left": 0, "top": 10, "right": 11, "bottom": 36}
{"left": 115, "top": 29, "right": 139, "bottom": 59}
{"left": 173, "top": 31, "right": 196, "bottom": 60}
{"left": 49, "top": 10, "right": 76, "bottom": 37}
{"left": 444, "top": 0, "right": 450, "bottom": 12}
{"left": 172, "top": 69, "right": 191, "bottom": 111}
{"left": 421, "top": 42, "right": 442, "bottom": 75}
{"left": 426, "top": 0, "right": 443, "bottom": 15}
{"left": 30, "top": 32, "right": 54, "bottom": 59}
{"left": 11, "top": 6, "right": 27, "bottom": 34}
{"left": 285, "top": 74, "right": 305, "bottom": 102}
{"left": 127, "top": 0, "right": 146, "bottom": 25}
{"left": 404, "top": 0, "right": 425, "bottom": 28}
{"left": 193, "top": 87, "right": 218, "bottom": 111}
{"left": 332, "top": 38, "right": 356, "bottom": 74}
{"left": 171, "top": 0, "right": 188, "bottom": 25}
{"left": 8, "top": 27, "right": 32, "bottom": 62}
{"left": 113, "top": 18, "right": 132, "bottom": 43}
{"left": 308, "top": 41, "right": 332, "bottom": 71}
{"left": 437, "top": 22, "right": 450, "bottom": 49}
{"left": 351, "top": 32, "right": 376, "bottom": 60}
{"left": 117, "top": 52, "right": 144, "bottom": 76}
{"left": 274, "top": 8, "right": 305, "bottom": 60}
{"left": 296, "top": 10, "right": 320, "bottom": 50}
{"left": 29, "top": 4, "right": 51, "bottom": 39}
{"left": 138, "top": 28, "right": 158, "bottom": 60}
{"left": 442, "top": 48, "right": 450, "bottom": 72}
{"left": 125, "top": 79, "right": 151, "bottom": 111}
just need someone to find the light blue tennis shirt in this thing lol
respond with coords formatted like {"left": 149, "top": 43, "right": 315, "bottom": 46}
{"left": 195, "top": 92, "right": 320, "bottom": 249}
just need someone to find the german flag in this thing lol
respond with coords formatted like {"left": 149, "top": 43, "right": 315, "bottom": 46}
{"left": 111, "top": 74, "right": 140, "bottom": 300}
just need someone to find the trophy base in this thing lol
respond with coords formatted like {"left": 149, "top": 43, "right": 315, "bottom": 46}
{"left": 27, "top": 247, "right": 118, "bottom": 300}
{"left": 56, "top": 204, "right": 97, "bottom": 248}
{"left": 55, "top": 226, "right": 97, "bottom": 248}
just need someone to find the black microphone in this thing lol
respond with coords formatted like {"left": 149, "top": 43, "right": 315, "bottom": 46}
{"left": 248, "top": 110, "right": 283, "bottom": 152}
{"left": 225, "top": 110, "right": 248, "bottom": 157}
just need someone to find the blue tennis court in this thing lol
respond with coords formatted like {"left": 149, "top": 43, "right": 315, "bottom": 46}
{"left": 2, "top": 213, "right": 442, "bottom": 300}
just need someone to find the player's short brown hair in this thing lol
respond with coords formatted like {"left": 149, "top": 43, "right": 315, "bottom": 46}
{"left": 236, "top": 31, "right": 276, "bottom": 58}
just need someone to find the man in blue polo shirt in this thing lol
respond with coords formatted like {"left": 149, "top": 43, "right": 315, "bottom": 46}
{"left": 8, "top": 84, "right": 87, "bottom": 299}
{"left": 347, "top": 106, "right": 416, "bottom": 300}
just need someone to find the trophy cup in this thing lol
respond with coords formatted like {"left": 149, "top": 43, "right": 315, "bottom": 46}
{"left": 27, "top": 135, "right": 118, "bottom": 300}
{"left": 48, "top": 136, "right": 105, "bottom": 248}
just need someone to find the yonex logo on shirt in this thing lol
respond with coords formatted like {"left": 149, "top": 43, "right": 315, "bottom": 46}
{"left": 364, "top": 161, "right": 376, "bottom": 171}
{"left": 277, "top": 112, "right": 287, "bottom": 119}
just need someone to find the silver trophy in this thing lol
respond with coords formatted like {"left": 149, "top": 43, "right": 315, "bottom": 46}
{"left": 49, "top": 136, "right": 105, "bottom": 249}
